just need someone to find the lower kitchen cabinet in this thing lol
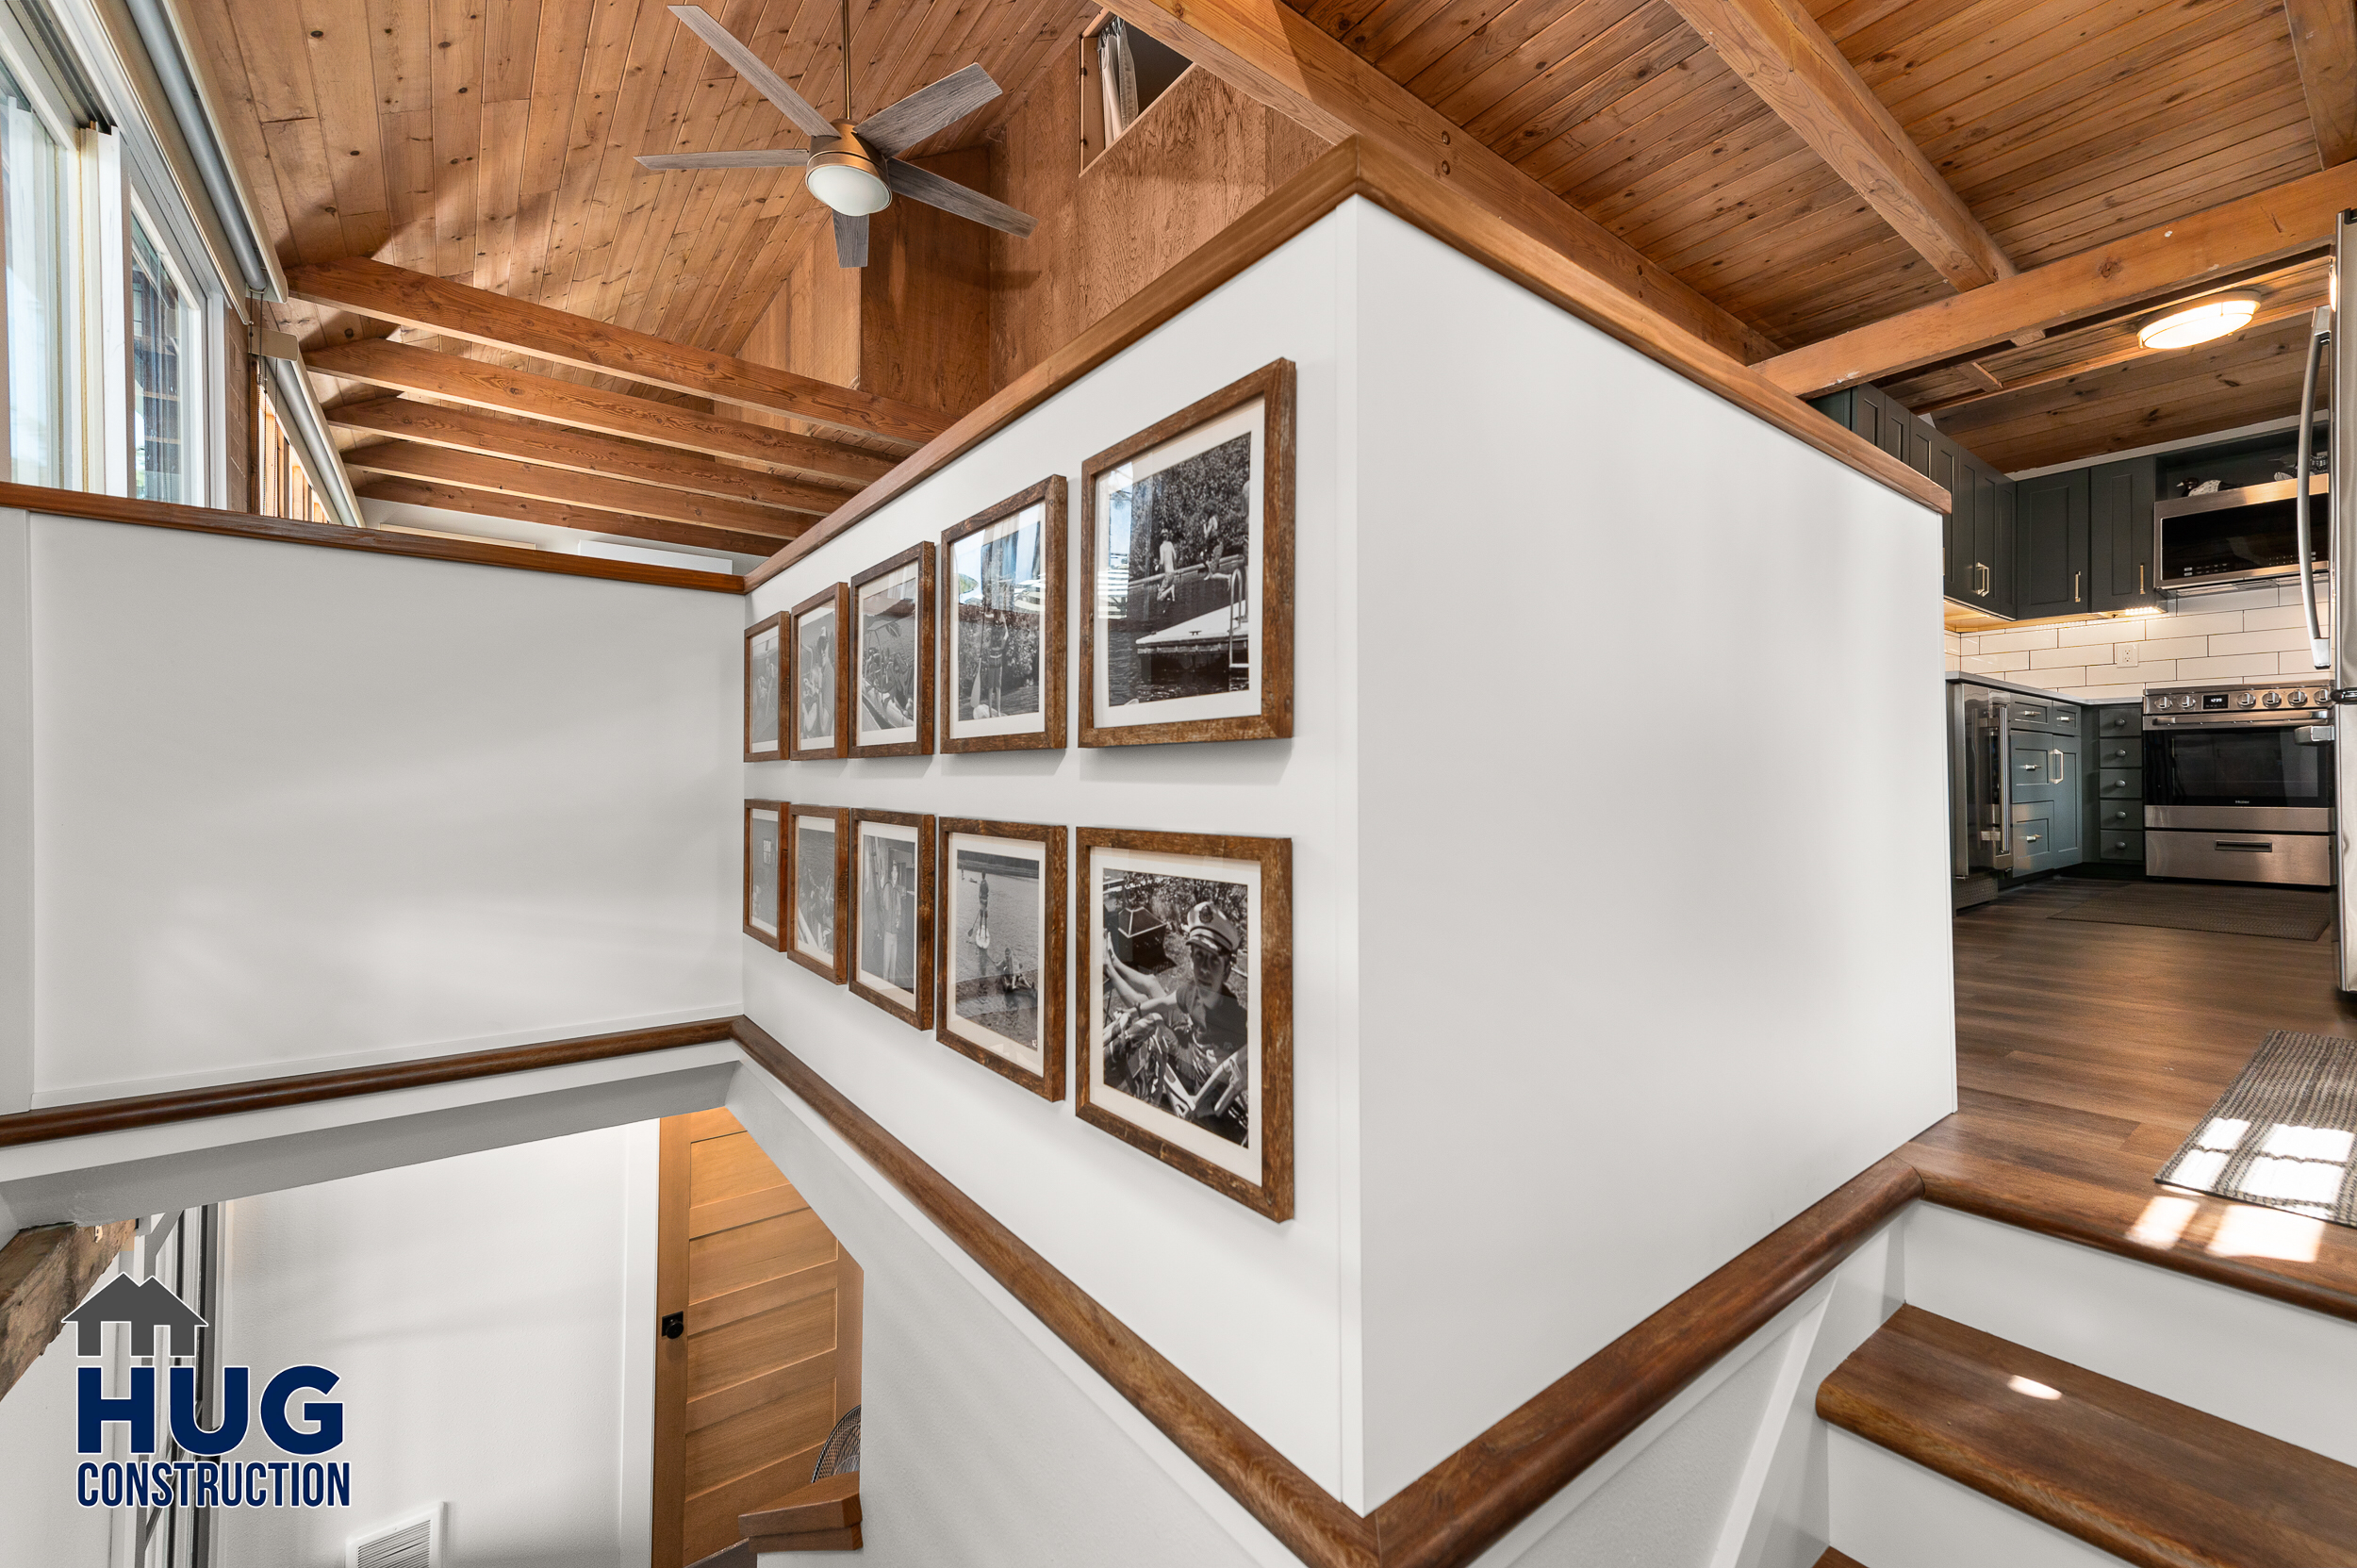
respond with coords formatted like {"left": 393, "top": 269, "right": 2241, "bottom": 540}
{"left": 2010, "top": 730, "right": 2082, "bottom": 872}
{"left": 2085, "top": 704, "right": 2145, "bottom": 867}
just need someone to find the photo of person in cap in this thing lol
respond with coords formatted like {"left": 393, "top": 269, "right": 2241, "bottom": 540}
{"left": 1102, "top": 887, "right": 1251, "bottom": 1146}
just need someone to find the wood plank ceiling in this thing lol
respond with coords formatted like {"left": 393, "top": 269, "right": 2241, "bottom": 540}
{"left": 195, "top": 0, "right": 2357, "bottom": 540}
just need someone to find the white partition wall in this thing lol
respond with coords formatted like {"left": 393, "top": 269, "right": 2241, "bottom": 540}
{"left": 17, "top": 518, "right": 742, "bottom": 1107}
{"left": 738, "top": 197, "right": 1956, "bottom": 1521}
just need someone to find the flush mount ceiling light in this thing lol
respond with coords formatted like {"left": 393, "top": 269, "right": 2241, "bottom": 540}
{"left": 2137, "top": 292, "right": 2263, "bottom": 351}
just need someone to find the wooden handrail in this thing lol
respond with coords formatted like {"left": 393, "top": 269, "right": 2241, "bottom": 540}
{"left": 0, "top": 482, "right": 747, "bottom": 594}
{"left": 746, "top": 138, "right": 1947, "bottom": 591}
{"left": 0, "top": 1017, "right": 740, "bottom": 1148}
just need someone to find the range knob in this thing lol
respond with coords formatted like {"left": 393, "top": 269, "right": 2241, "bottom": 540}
{"left": 2154, "top": 695, "right": 2173, "bottom": 710}
{"left": 2238, "top": 691, "right": 2259, "bottom": 708}
{"left": 2292, "top": 689, "right": 2311, "bottom": 705}
{"left": 2264, "top": 690, "right": 2283, "bottom": 708}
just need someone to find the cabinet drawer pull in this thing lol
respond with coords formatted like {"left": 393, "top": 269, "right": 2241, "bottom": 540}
{"left": 2216, "top": 841, "right": 2273, "bottom": 852}
{"left": 2074, "top": 570, "right": 2082, "bottom": 602}
{"left": 2024, "top": 834, "right": 2043, "bottom": 843}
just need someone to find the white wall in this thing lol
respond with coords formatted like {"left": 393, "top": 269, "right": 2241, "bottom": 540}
{"left": 1345, "top": 205, "right": 1956, "bottom": 1504}
{"left": 212, "top": 1123, "right": 656, "bottom": 1568}
{"left": 21, "top": 515, "right": 741, "bottom": 1107}
{"left": 1949, "top": 579, "right": 2333, "bottom": 701}
{"left": 0, "top": 1318, "right": 115, "bottom": 1566}
{"left": 742, "top": 211, "right": 1356, "bottom": 1498}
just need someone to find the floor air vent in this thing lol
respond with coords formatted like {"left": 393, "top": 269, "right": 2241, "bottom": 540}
{"left": 347, "top": 1505, "right": 444, "bottom": 1568}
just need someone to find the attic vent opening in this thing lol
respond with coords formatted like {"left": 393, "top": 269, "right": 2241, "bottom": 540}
{"left": 347, "top": 1506, "right": 444, "bottom": 1568}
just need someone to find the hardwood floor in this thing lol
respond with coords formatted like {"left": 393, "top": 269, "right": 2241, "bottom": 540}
{"left": 1914, "top": 874, "right": 2357, "bottom": 1321}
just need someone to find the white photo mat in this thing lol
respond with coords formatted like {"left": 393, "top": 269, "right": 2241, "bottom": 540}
{"left": 792, "top": 812, "right": 837, "bottom": 964}
{"left": 748, "top": 807, "right": 781, "bottom": 937}
{"left": 795, "top": 602, "right": 837, "bottom": 750}
{"left": 853, "top": 817, "right": 921, "bottom": 1008}
{"left": 947, "top": 503, "right": 1048, "bottom": 741}
{"left": 944, "top": 831, "right": 1047, "bottom": 1071}
{"left": 1086, "top": 845, "right": 1264, "bottom": 1184}
{"left": 1092, "top": 397, "right": 1266, "bottom": 731}
{"left": 747, "top": 625, "right": 781, "bottom": 751}
{"left": 855, "top": 560, "right": 923, "bottom": 748}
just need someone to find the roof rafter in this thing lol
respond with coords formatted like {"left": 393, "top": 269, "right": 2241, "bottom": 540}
{"left": 1663, "top": 0, "right": 2013, "bottom": 291}
{"left": 2286, "top": 0, "right": 2357, "bottom": 169}
{"left": 341, "top": 441, "right": 812, "bottom": 537}
{"left": 1758, "top": 161, "right": 2357, "bottom": 397}
{"left": 288, "top": 257, "right": 948, "bottom": 448}
{"left": 356, "top": 478, "right": 793, "bottom": 558}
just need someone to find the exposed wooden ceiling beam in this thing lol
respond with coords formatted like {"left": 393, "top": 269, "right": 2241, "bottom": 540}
{"left": 328, "top": 399, "right": 851, "bottom": 515}
{"left": 306, "top": 340, "right": 898, "bottom": 487}
{"left": 341, "top": 441, "right": 809, "bottom": 538}
{"left": 1662, "top": 0, "right": 2012, "bottom": 290}
{"left": 355, "top": 478, "right": 792, "bottom": 558}
{"left": 1, "top": 1223, "right": 132, "bottom": 1402}
{"left": 1758, "top": 161, "right": 2357, "bottom": 397}
{"left": 1106, "top": 0, "right": 1780, "bottom": 364}
{"left": 2287, "top": 0, "right": 2357, "bottom": 169}
{"left": 288, "top": 258, "right": 947, "bottom": 449}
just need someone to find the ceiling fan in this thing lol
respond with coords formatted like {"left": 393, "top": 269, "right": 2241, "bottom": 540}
{"left": 636, "top": 3, "right": 1037, "bottom": 268}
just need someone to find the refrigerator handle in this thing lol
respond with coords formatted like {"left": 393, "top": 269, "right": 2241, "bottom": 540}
{"left": 1994, "top": 701, "right": 2012, "bottom": 860}
{"left": 2298, "top": 303, "right": 2332, "bottom": 668}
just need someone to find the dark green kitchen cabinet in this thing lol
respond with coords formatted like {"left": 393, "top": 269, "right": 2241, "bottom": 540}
{"left": 2016, "top": 469, "right": 2091, "bottom": 619}
{"left": 1812, "top": 382, "right": 2015, "bottom": 618}
{"left": 2088, "top": 456, "right": 2159, "bottom": 612}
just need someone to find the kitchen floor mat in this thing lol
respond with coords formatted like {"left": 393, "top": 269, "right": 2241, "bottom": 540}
{"left": 2157, "top": 1031, "right": 2357, "bottom": 1229}
{"left": 2047, "top": 881, "right": 2333, "bottom": 941}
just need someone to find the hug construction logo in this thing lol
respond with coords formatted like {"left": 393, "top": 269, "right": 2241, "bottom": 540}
{"left": 63, "top": 1274, "right": 350, "bottom": 1510}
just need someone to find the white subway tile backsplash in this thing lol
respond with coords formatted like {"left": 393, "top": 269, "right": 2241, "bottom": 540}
{"left": 2139, "top": 635, "right": 2213, "bottom": 661}
{"left": 2150, "top": 610, "right": 2246, "bottom": 638}
{"left": 2131, "top": 661, "right": 2176, "bottom": 684}
{"left": 2057, "top": 619, "right": 2139, "bottom": 646}
{"left": 1975, "top": 626, "right": 2060, "bottom": 652}
{"left": 2028, "top": 645, "right": 2091, "bottom": 668}
{"left": 2069, "top": 684, "right": 2147, "bottom": 703}
{"left": 2018, "top": 665, "right": 2086, "bottom": 689}
{"left": 2172, "top": 586, "right": 2280, "bottom": 616}
{"left": 2272, "top": 651, "right": 2334, "bottom": 678}
{"left": 2208, "top": 625, "right": 2317, "bottom": 655}
{"left": 1962, "top": 651, "right": 2031, "bottom": 673}
{"left": 2241, "top": 604, "right": 2316, "bottom": 631}
{"left": 2171, "top": 652, "right": 2285, "bottom": 680}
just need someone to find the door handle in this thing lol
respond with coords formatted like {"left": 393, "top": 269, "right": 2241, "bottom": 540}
{"left": 2023, "top": 834, "right": 2043, "bottom": 843}
{"left": 2050, "top": 748, "right": 2065, "bottom": 784}
{"left": 2296, "top": 304, "right": 2332, "bottom": 668}
{"left": 2215, "top": 841, "right": 2274, "bottom": 852}
{"left": 2074, "top": 570, "right": 2082, "bottom": 603}
{"left": 2138, "top": 563, "right": 2146, "bottom": 594}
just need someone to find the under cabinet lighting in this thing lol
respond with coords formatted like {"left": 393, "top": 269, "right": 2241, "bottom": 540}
{"left": 2136, "top": 293, "right": 2262, "bottom": 350}
{"left": 2124, "top": 604, "right": 2163, "bottom": 616}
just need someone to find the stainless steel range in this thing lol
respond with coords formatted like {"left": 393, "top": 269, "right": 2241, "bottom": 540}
{"left": 2141, "top": 680, "right": 2335, "bottom": 885}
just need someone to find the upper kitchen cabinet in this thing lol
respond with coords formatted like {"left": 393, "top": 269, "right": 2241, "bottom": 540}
{"left": 2087, "top": 457, "right": 2160, "bottom": 612}
{"left": 1813, "top": 385, "right": 2014, "bottom": 619}
{"left": 2016, "top": 470, "right": 2091, "bottom": 619}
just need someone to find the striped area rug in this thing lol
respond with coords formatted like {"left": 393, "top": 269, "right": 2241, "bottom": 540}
{"left": 2158, "top": 1032, "right": 2357, "bottom": 1229}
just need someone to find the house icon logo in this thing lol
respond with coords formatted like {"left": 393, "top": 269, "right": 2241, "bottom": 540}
{"left": 62, "top": 1276, "right": 206, "bottom": 1360}
{"left": 65, "top": 1271, "right": 353, "bottom": 1511}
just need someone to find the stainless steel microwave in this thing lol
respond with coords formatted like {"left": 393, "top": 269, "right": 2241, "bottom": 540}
{"left": 2154, "top": 473, "right": 2331, "bottom": 588}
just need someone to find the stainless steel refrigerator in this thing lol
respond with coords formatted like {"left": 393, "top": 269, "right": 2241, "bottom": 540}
{"left": 2303, "top": 209, "right": 2357, "bottom": 985}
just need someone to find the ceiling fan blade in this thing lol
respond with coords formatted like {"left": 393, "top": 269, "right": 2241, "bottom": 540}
{"left": 635, "top": 149, "right": 810, "bottom": 171}
{"left": 833, "top": 210, "right": 869, "bottom": 269}
{"left": 668, "top": 7, "right": 836, "bottom": 140}
{"left": 854, "top": 63, "right": 1000, "bottom": 158}
{"left": 884, "top": 158, "right": 1036, "bottom": 238}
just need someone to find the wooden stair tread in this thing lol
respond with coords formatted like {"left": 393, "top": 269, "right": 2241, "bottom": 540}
{"left": 1818, "top": 1305, "right": 2357, "bottom": 1568}
{"left": 1813, "top": 1552, "right": 1869, "bottom": 1568}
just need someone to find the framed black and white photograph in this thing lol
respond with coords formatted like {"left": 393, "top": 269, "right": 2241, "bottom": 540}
{"left": 1076, "top": 828, "right": 1292, "bottom": 1218}
{"left": 936, "top": 818, "right": 1065, "bottom": 1100}
{"left": 788, "top": 585, "right": 851, "bottom": 762}
{"left": 744, "top": 614, "right": 784, "bottom": 762}
{"left": 941, "top": 478, "right": 1065, "bottom": 753}
{"left": 850, "top": 543, "right": 935, "bottom": 758}
{"left": 850, "top": 809, "right": 934, "bottom": 1028}
{"left": 744, "top": 800, "right": 784, "bottom": 949}
{"left": 786, "top": 804, "right": 849, "bottom": 982}
{"left": 1080, "top": 360, "right": 1294, "bottom": 748}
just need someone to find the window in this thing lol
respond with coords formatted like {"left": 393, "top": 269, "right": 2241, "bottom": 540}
{"left": 0, "top": 58, "right": 69, "bottom": 487}
{"left": 129, "top": 221, "right": 187, "bottom": 501}
{"left": 255, "top": 381, "right": 323, "bottom": 521}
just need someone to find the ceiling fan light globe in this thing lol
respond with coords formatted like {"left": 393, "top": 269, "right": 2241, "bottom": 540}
{"left": 807, "top": 161, "right": 891, "bottom": 215}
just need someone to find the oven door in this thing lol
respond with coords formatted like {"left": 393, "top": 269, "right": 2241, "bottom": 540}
{"left": 2144, "top": 724, "right": 2334, "bottom": 827}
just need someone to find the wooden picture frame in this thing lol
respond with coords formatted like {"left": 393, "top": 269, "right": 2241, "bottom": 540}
{"left": 935, "top": 818, "right": 1067, "bottom": 1100}
{"left": 744, "top": 614, "right": 785, "bottom": 762}
{"left": 1074, "top": 828, "right": 1292, "bottom": 1219}
{"left": 743, "top": 799, "right": 785, "bottom": 950}
{"left": 787, "top": 584, "right": 852, "bottom": 762}
{"left": 849, "top": 808, "right": 936, "bottom": 1029}
{"left": 849, "top": 542, "right": 936, "bottom": 758}
{"left": 784, "top": 804, "right": 851, "bottom": 982}
{"left": 939, "top": 477, "right": 1067, "bottom": 753}
{"left": 1080, "top": 360, "right": 1294, "bottom": 749}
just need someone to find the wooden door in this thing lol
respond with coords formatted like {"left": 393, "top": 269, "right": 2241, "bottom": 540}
{"left": 653, "top": 1110, "right": 864, "bottom": 1567}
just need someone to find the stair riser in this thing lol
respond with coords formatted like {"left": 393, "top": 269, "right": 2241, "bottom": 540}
{"left": 1903, "top": 1204, "right": 2357, "bottom": 1466}
{"left": 1826, "top": 1429, "right": 2128, "bottom": 1568}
